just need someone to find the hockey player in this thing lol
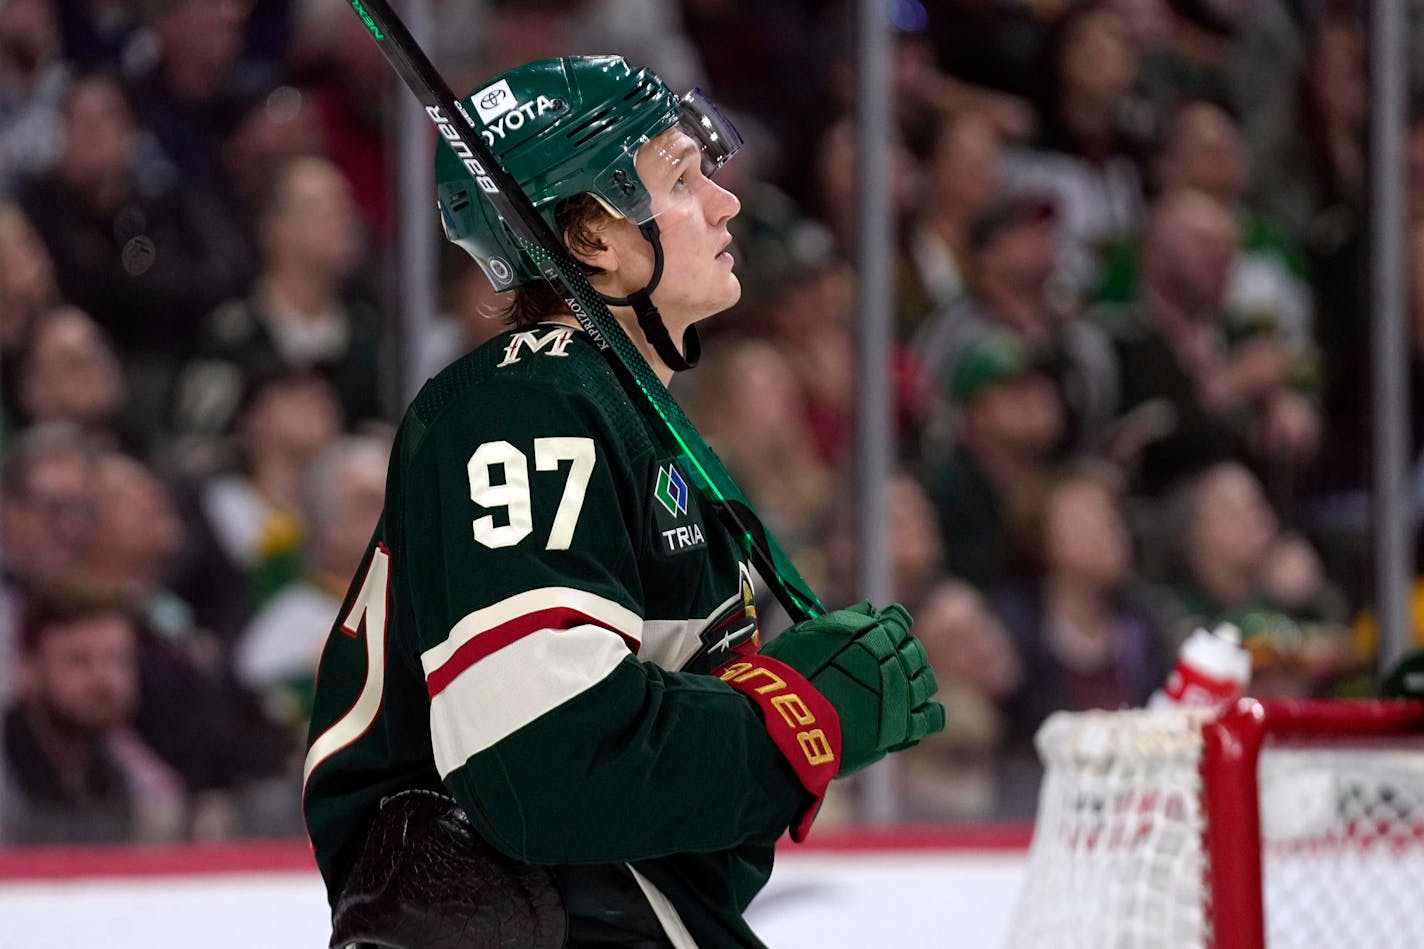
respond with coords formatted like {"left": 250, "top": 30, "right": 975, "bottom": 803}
{"left": 302, "top": 56, "right": 944, "bottom": 949}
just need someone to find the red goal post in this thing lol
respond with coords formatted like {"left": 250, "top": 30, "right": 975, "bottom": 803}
{"left": 1007, "top": 698, "right": 1424, "bottom": 949}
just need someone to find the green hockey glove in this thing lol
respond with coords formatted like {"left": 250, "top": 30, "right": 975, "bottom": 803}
{"left": 762, "top": 602, "right": 945, "bottom": 776}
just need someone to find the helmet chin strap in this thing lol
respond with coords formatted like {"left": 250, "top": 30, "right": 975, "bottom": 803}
{"left": 595, "top": 220, "right": 701, "bottom": 372}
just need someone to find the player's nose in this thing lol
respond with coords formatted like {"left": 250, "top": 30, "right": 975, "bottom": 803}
{"left": 705, "top": 178, "right": 740, "bottom": 226}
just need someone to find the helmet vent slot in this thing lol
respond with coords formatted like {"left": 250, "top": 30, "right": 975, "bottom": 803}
{"left": 622, "top": 80, "right": 657, "bottom": 107}
{"left": 447, "top": 190, "right": 470, "bottom": 213}
{"left": 567, "top": 108, "right": 615, "bottom": 147}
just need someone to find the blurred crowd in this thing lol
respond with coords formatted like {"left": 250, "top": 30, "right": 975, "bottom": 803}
{"left": 3, "top": 0, "right": 1423, "bottom": 843}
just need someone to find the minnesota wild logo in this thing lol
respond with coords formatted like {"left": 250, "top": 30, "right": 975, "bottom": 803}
{"left": 654, "top": 464, "right": 689, "bottom": 517}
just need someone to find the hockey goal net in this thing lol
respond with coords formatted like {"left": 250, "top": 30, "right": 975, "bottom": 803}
{"left": 1006, "top": 699, "right": 1424, "bottom": 949}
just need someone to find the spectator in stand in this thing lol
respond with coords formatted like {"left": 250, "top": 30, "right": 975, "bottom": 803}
{"left": 1099, "top": 188, "right": 1319, "bottom": 494}
{"left": 1248, "top": 12, "right": 1365, "bottom": 254}
{"left": 0, "top": 201, "right": 61, "bottom": 435}
{"left": 821, "top": 472, "right": 952, "bottom": 615}
{"left": 16, "top": 306, "right": 129, "bottom": 450}
{"left": 926, "top": 331, "right": 1064, "bottom": 591}
{"left": 1099, "top": 99, "right": 1316, "bottom": 360}
{"left": 1409, "top": 107, "right": 1424, "bottom": 229}
{"left": 921, "top": 0, "right": 1052, "bottom": 104}
{"left": 0, "top": 0, "right": 70, "bottom": 193}
{"left": 891, "top": 31, "right": 1036, "bottom": 148}
{"left": 1249, "top": 13, "right": 1368, "bottom": 500}
{"left": 708, "top": 132, "right": 835, "bottom": 331}
{"left": 15, "top": 71, "right": 250, "bottom": 427}
{"left": 817, "top": 19, "right": 1034, "bottom": 156}
{"left": 759, "top": 247, "right": 931, "bottom": 467}
{"left": 679, "top": 0, "right": 822, "bottom": 166}
{"left": 1125, "top": 0, "right": 1266, "bottom": 118}
{"left": 907, "top": 109, "right": 1006, "bottom": 319}
{"left": 51, "top": 0, "right": 144, "bottom": 69}
{"left": 682, "top": 337, "right": 835, "bottom": 568}
{"left": 78, "top": 447, "right": 293, "bottom": 832}
{"left": 174, "top": 154, "right": 384, "bottom": 438}
{"left": 412, "top": 248, "right": 510, "bottom": 384}
{"left": 78, "top": 451, "right": 187, "bottom": 635}
{"left": 0, "top": 201, "right": 57, "bottom": 338}
{"left": 993, "top": 466, "right": 1170, "bottom": 796}
{"left": 0, "top": 424, "right": 97, "bottom": 704}
{"left": 810, "top": 116, "right": 920, "bottom": 260}
{"left": 2, "top": 587, "right": 185, "bottom": 844}
{"left": 217, "top": 82, "right": 326, "bottom": 216}
{"left": 209, "top": 80, "right": 326, "bottom": 286}
{"left": 183, "top": 369, "right": 342, "bottom": 641}
{"left": 886, "top": 472, "right": 954, "bottom": 611}
{"left": 915, "top": 193, "right": 1120, "bottom": 457}
{"left": 123, "top": 0, "right": 269, "bottom": 183}
{"left": 1005, "top": 0, "right": 1151, "bottom": 298}
{"left": 760, "top": 249, "right": 851, "bottom": 463}
{"left": 234, "top": 433, "right": 389, "bottom": 735}
{"left": 0, "top": 424, "right": 96, "bottom": 593}
{"left": 897, "top": 579, "right": 1022, "bottom": 822}
{"left": 286, "top": 0, "right": 394, "bottom": 241}
{"left": 573, "top": 0, "right": 706, "bottom": 94}
{"left": 1144, "top": 461, "right": 1357, "bottom": 697}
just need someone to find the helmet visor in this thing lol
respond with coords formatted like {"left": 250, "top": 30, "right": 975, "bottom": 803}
{"left": 677, "top": 88, "right": 743, "bottom": 178}
{"left": 587, "top": 88, "right": 743, "bottom": 225}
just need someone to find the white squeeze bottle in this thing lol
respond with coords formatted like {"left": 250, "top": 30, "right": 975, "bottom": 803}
{"left": 1148, "top": 622, "right": 1251, "bottom": 709}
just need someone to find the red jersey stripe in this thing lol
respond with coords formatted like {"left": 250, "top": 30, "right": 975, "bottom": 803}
{"left": 425, "top": 606, "right": 635, "bottom": 698}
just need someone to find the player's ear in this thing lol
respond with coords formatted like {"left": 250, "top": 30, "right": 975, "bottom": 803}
{"left": 562, "top": 194, "right": 623, "bottom": 274}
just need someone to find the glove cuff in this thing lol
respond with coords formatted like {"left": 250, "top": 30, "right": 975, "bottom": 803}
{"left": 714, "top": 654, "right": 842, "bottom": 842}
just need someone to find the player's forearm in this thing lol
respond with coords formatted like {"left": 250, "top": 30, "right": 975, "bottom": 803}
{"left": 442, "top": 656, "right": 805, "bottom": 865}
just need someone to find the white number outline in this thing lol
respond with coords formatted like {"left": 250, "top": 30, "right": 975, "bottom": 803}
{"left": 303, "top": 544, "right": 391, "bottom": 794}
{"left": 468, "top": 437, "right": 596, "bottom": 551}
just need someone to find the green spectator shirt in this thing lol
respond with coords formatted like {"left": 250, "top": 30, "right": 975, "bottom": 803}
{"left": 302, "top": 323, "right": 805, "bottom": 948}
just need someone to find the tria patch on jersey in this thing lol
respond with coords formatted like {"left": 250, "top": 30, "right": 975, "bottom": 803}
{"left": 497, "top": 327, "right": 574, "bottom": 367}
{"left": 651, "top": 461, "right": 705, "bottom": 554}
{"left": 659, "top": 523, "right": 705, "bottom": 553}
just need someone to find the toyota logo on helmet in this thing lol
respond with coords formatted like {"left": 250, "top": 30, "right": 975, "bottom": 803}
{"left": 479, "top": 88, "right": 507, "bottom": 110}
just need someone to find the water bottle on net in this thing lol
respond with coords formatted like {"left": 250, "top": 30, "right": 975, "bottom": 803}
{"left": 1148, "top": 622, "right": 1251, "bottom": 709}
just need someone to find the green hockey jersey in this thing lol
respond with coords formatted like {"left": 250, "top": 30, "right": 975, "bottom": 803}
{"left": 302, "top": 323, "right": 809, "bottom": 948}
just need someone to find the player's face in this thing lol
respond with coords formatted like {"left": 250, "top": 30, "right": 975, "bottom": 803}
{"left": 626, "top": 127, "right": 742, "bottom": 323}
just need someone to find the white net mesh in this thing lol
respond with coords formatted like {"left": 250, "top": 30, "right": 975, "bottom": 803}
{"left": 1006, "top": 709, "right": 1213, "bottom": 949}
{"left": 1259, "top": 746, "right": 1424, "bottom": 949}
{"left": 1006, "top": 706, "right": 1424, "bottom": 949}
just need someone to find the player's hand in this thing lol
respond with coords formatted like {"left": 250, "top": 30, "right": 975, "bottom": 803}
{"left": 762, "top": 602, "right": 945, "bottom": 775}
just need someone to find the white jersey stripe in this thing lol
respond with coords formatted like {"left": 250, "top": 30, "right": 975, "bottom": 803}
{"left": 428, "top": 624, "right": 629, "bottom": 775}
{"left": 420, "top": 586, "right": 643, "bottom": 676}
{"left": 641, "top": 591, "right": 741, "bottom": 670}
{"left": 629, "top": 866, "right": 701, "bottom": 949}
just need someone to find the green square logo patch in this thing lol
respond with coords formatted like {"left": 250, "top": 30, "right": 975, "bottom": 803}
{"left": 655, "top": 464, "right": 690, "bottom": 517}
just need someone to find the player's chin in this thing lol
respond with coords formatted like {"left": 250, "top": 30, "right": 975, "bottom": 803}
{"left": 714, "top": 274, "right": 742, "bottom": 312}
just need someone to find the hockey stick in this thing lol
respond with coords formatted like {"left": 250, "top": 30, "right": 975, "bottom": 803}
{"left": 346, "top": 0, "right": 824, "bottom": 621}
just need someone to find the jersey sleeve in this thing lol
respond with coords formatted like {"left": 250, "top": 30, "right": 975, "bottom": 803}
{"left": 400, "top": 378, "right": 805, "bottom": 864}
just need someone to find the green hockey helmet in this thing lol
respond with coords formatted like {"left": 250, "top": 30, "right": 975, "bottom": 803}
{"left": 435, "top": 55, "right": 743, "bottom": 293}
